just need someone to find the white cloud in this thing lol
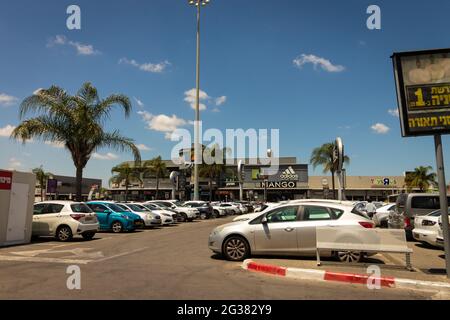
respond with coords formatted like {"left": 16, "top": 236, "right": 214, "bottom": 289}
{"left": 293, "top": 54, "right": 345, "bottom": 73}
{"left": 0, "top": 124, "right": 16, "bottom": 137}
{"left": 0, "top": 93, "right": 19, "bottom": 107}
{"left": 8, "top": 157, "right": 22, "bottom": 170}
{"left": 119, "top": 58, "right": 170, "bottom": 73}
{"left": 184, "top": 88, "right": 209, "bottom": 111}
{"left": 388, "top": 108, "right": 399, "bottom": 117}
{"left": 211, "top": 108, "right": 220, "bottom": 113}
{"left": 47, "top": 35, "right": 100, "bottom": 56}
{"left": 371, "top": 123, "right": 390, "bottom": 134}
{"left": 136, "top": 143, "right": 151, "bottom": 151}
{"left": 45, "top": 140, "right": 65, "bottom": 149}
{"left": 133, "top": 97, "right": 145, "bottom": 108}
{"left": 137, "top": 111, "right": 187, "bottom": 140}
{"left": 92, "top": 152, "right": 119, "bottom": 160}
{"left": 215, "top": 96, "right": 227, "bottom": 106}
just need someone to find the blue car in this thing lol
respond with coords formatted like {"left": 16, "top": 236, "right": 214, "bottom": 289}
{"left": 86, "top": 201, "right": 144, "bottom": 233}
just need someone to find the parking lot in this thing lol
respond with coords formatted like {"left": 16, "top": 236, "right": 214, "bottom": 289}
{"left": 0, "top": 215, "right": 448, "bottom": 300}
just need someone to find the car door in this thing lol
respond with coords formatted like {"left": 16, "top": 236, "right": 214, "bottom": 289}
{"left": 32, "top": 203, "right": 48, "bottom": 235}
{"left": 88, "top": 203, "right": 109, "bottom": 228}
{"left": 296, "top": 205, "right": 337, "bottom": 253}
{"left": 252, "top": 205, "right": 300, "bottom": 254}
{"left": 38, "top": 203, "right": 64, "bottom": 236}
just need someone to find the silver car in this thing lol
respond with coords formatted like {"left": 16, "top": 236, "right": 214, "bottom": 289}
{"left": 209, "top": 202, "right": 374, "bottom": 262}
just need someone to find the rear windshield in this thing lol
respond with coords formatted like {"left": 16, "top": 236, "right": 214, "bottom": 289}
{"left": 71, "top": 203, "right": 93, "bottom": 213}
{"left": 411, "top": 196, "right": 440, "bottom": 210}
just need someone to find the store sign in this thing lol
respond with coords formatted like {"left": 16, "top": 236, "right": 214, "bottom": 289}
{"left": 371, "top": 178, "right": 398, "bottom": 188}
{"left": 260, "top": 181, "right": 297, "bottom": 189}
{"left": 392, "top": 48, "right": 450, "bottom": 136}
{"left": 0, "top": 171, "right": 12, "bottom": 190}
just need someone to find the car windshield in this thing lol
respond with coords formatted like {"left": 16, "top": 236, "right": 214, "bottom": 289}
{"left": 70, "top": 203, "right": 93, "bottom": 213}
{"left": 105, "top": 203, "right": 127, "bottom": 212}
{"left": 116, "top": 204, "right": 131, "bottom": 212}
{"left": 128, "top": 204, "right": 147, "bottom": 212}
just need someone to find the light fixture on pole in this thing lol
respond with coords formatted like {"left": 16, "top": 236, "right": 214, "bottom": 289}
{"left": 188, "top": 0, "right": 211, "bottom": 200}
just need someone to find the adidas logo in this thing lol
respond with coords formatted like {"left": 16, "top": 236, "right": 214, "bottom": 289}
{"left": 280, "top": 166, "right": 298, "bottom": 181}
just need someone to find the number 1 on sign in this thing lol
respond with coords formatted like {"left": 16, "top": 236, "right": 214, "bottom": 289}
{"left": 414, "top": 88, "right": 426, "bottom": 107}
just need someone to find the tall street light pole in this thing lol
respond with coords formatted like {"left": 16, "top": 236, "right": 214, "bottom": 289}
{"left": 189, "top": 0, "right": 210, "bottom": 200}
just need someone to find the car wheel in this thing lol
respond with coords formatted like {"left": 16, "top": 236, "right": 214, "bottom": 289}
{"left": 200, "top": 212, "right": 207, "bottom": 220}
{"left": 56, "top": 226, "right": 73, "bottom": 242}
{"left": 335, "top": 251, "right": 363, "bottom": 263}
{"left": 212, "top": 210, "right": 219, "bottom": 218}
{"left": 179, "top": 213, "right": 187, "bottom": 222}
{"left": 82, "top": 232, "right": 96, "bottom": 240}
{"left": 223, "top": 236, "right": 250, "bottom": 261}
{"left": 111, "top": 221, "right": 124, "bottom": 233}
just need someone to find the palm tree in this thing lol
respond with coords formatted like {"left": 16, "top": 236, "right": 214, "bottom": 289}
{"left": 32, "top": 166, "right": 52, "bottom": 201}
{"left": 310, "top": 142, "right": 350, "bottom": 199}
{"left": 11, "top": 83, "right": 141, "bottom": 201}
{"left": 110, "top": 163, "right": 141, "bottom": 202}
{"left": 144, "top": 156, "right": 167, "bottom": 200}
{"left": 405, "top": 166, "right": 436, "bottom": 192}
{"left": 199, "top": 145, "right": 232, "bottom": 201}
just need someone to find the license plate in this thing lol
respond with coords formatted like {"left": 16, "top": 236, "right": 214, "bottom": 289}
{"left": 85, "top": 216, "right": 93, "bottom": 221}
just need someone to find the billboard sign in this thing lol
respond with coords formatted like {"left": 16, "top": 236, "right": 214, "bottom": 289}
{"left": 392, "top": 48, "right": 450, "bottom": 136}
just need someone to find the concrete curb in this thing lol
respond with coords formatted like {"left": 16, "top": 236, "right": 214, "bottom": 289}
{"left": 242, "top": 259, "right": 450, "bottom": 292}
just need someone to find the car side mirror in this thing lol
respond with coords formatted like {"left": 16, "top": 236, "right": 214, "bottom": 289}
{"left": 261, "top": 217, "right": 268, "bottom": 224}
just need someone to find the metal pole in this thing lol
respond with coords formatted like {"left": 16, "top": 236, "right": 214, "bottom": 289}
{"left": 434, "top": 134, "right": 450, "bottom": 278}
{"left": 337, "top": 171, "right": 342, "bottom": 201}
{"left": 193, "top": 2, "right": 201, "bottom": 201}
{"left": 239, "top": 183, "right": 243, "bottom": 201}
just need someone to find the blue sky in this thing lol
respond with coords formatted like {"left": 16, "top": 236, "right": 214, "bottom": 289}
{"left": 1, "top": 0, "right": 450, "bottom": 185}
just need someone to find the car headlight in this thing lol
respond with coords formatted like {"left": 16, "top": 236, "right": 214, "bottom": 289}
{"left": 147, "top": 214, "right": 153, "bottom": 220}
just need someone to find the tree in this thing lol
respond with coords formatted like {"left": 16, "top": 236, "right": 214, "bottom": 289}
{"left": 11, "top": 83, "right": 141, "bottom": 201}
{"left": 405, "top": 166, "right": 436, "bottom": 192}
{"left": 145, "top": 156, "right": 167, "bottom": 200}
{"left": 310, "top": 142, "right": 350, "bottom": 199}
{"left": 32, "top": 166, "right": 52, "bottom": 201}
{"left": 110, "top": 163, "right": 141, "bottom": 202}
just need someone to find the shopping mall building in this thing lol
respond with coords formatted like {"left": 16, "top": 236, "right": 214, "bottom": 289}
{"left": 108, "top": 157, "right": 411, "bottom": 202}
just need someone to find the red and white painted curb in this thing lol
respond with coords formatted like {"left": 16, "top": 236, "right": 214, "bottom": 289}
{"left": 242, "top": 259, "right": 450, "bottom": 292}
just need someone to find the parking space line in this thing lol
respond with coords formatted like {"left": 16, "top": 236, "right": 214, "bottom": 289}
{"left": 93, "top": 247, "right": 149, "bottom": 263}
{"left": 0, "top": 255, "right": 91, "bottom": 265}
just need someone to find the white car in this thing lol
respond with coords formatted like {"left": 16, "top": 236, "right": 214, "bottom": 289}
{"left": 213, "top": 202, "right": 241, "bottom": 215}
{"left": 142, "top": 203, "right": 178, "bottom": 224}
{"left": 146, "top": 201, "right": 199, "bottom": 222}
{"left": 211, "top": 204, "right": 229, "bottom": 217}
{"left": 117, "top": 203, "right": 166, "bottom": 226}
{"left": 413, "top": 210, "right": 446, "bottom": 247}
{"left": 210, "top": 201, "right": 375, "bottom": 262}
{"left": 232, "top": 203, "right": 248, "bottom": 214}
{"left": 373, "top": 203, "right": 396, "bottom": 227}
{"left": 33, "top": 201, "right": 99, "bottom": 241}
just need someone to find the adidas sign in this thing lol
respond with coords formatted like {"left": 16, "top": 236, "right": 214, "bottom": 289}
{"left": 280, "top": 166, "right": 298, "bottom": 181}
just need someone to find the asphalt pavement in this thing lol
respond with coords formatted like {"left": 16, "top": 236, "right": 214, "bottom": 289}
{"left": 0, "top": 217, "right": 444, "bottom": 299}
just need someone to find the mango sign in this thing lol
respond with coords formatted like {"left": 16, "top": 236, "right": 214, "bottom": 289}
{"left": 0, "top": 171, "right": 12, "bottom": 190}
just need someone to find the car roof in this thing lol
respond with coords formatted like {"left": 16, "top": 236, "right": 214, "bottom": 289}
{"left": 35, "top": 201, "right": 77, "bottom": 205}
